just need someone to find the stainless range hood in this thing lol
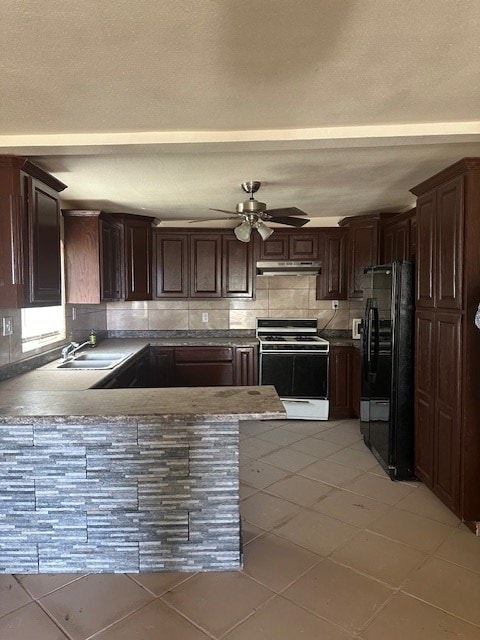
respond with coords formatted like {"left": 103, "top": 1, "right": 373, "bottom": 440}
{"left": 256, "top": 260, "right": 322, "bottom": 276}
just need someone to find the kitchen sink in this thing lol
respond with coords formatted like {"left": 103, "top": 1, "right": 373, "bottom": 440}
{"left": 74, "top": 352, "right": 127, "bottom": 361}
{"left": 56, "top": 352, "right": 133, "bottom": 370}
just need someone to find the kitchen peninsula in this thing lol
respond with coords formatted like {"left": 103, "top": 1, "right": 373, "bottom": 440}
{"left": 0, "top": 342, "right": 285, "bottom": 574}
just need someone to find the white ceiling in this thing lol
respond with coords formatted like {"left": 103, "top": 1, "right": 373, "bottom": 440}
{"left": 1, "top": 0, "right": 480, "bottom": 226}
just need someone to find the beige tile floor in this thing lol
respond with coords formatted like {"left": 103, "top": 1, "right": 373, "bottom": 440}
{"left": 2, "top": 418, "right": 480, "bottom": 639}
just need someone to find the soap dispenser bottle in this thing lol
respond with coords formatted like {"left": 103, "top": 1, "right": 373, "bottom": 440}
{"left": 88, "top": 329, "right": 97, "bottom": 348}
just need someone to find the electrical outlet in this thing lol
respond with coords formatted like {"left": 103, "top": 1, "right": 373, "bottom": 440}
{"left": 202, "top": 312, "right": 209, "bottom": 323}
{"left": 332, "top": 300, "right": 339, "bottom": 310}
{"left": 2, "top": 316, "right": 13, "bottom": 336}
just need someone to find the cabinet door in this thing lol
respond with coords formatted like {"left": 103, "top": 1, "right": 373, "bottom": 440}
{"left": 289, "top": 233, "right": 318, "bottom": 260}
{"left": 25, "top": 177, "right": 61, "bottom": 306}
{"left": 350, "top": 347, "right": 361, "bottom": 418}
{"left": 222, "top": 235, "right": 254, "bottom": 298}
{"left": 416, "top": 191, "right": 436, "bottom": 308}
{"left": 124, "top": 217, "right": 152, "bottom": 301}
{"left": 63, "top": 213, "right": 101, "bottom": 304}
{"left": 409, "top": 213, "right": 417, "bottom": 258}
{"left": 434, "top": 312, "right": 462, "bottom": 514}
{"left": 190, "top": 234, "right": 222, "bottom": 297}
{"left": 234, "top": 346, "right": 258, "bottom": 385}
{"left": 347, "top": 221, "right": 378, "bottom": 299}
{"left": 150, "top": 347, "right": 175, "bottom": 387}
{"left": 174, "top": 347, "right": 234, "bottom": 385}
{"left": 101, "top": 220, "right": 122, "bottom": 301}
{"left": 154, "top": 233, "right": 189, "bottom": 298}
{"left": 436, "top": 177, "right": 464, "bottom": 310}
{"left": 394, "top": 218, "right": 410, "bottom": 261}
{"left": 381, "top": 218, "right": 410, "bottom": 263}
{"left": 414, "top": 310, "right": 435, "bottom": 487}
{"left": 259, "top": 233, "right": 289, "bottom": 260}
{"left": 328, "top": 346, "right": 353, "bottom": 419}
{"left": 317, "top": 228, "right": 347, "bottom": 300}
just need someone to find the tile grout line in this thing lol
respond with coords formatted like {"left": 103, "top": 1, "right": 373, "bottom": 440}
{"left": 158, "top": 594, "right": 236, "bottom": 640}
{"left": 396, "top": 590, "right": 480, "bottom": 631}
{"left": 84, "top": 596, "right": 167, "bottom": 640}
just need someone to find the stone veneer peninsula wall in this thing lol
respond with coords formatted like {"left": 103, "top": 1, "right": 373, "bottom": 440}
{"left": 0, "top": 415, "right": 239, "bottom": 573}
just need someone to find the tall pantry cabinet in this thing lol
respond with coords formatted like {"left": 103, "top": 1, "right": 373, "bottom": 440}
{"left": 411, "top": 158, "right": 480, "bottom": 531}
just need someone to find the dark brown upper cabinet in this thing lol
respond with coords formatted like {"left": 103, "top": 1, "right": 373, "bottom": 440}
{"left": 101, "top": 218, "right": 123, "bottom": 301}
{"left": 189, "top": 233, "right": 222, "bottom": 298}
{"left": 339, "top": 214, "right": 380, "bottom": 299}
{"left": 436, "top": 178, "right": 464, "bottom": 310}
{"left": 122, "top": 214, "right": 153, "bottom": 301}
{"left": 316, "top": 228, "right": 347, "bottom": 300}
{"left": 258, "top": 232, "right": 289, "bottom": 260}
{"left": 415, "top": 177, "right": 463, "bottom": 311}
{"left": 222, "top": 235, "right": 254, "bottom": 298}
{"left": 0, "top": 156, "right": 66, "bottom": 309}
{"left": 154, "top": 232, "right": 189, "bottom": 298}
{"left": 416, "top": 191, "right": 436, "bottom": 308}
{"left": 289, "top": 233, "right": 319, "bottom": 260}
{"left": 153, "top": 229, "right": 254, "bottom": 299}
{"left": 259, "top": 230, "right": 319, "bottom": 261}
{"left": 63, "top": 210, "right": 123, "bottom": 304}
{"left": 380, "top": 208, "right": 416, "bottom": 264}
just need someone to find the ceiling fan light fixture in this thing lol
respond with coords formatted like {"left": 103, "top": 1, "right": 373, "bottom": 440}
{"left": 256, "top": 221, "right": 274, "bottom": 241}
{"left": 234, "top": 221, "right": 252, "bottom": 243}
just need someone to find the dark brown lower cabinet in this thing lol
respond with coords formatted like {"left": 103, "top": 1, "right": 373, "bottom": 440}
{"left": 234, "top": 346, "right": 258, "bottom": 386}
{"left": 414, "top": 310, "right": 435, "bottom": 487}
{"left": 175, "top": 347, "right": 234, "bottom": 386}
{"left": 415, "top": 309, "right": 462, "bottom": 516}
{"left": 149, "top": 348, "right": 175, "bottom": 387}
{"left": 150, "top": 345, "right": 258, "bottom": 388}
{"left": 416, "top": 310, "right": 462, "bottom": 514}
{"left": 350, "top": 347, "right": 361, "bottom": 419}
{"left": 329, "top": 346, "right": 360, "bottom": 420}
{"left": 99, "top": 351, "right": 151, "bottom": 388}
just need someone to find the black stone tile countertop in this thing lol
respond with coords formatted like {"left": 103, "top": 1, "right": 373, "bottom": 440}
{"left": 0, "top": 338, "right": 285, "bottom": 421}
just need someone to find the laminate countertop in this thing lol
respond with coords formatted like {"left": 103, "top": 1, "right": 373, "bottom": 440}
{"left": 0, "top": 339, "right": 285, "bottom": 421}
{"left": 0, "top": 338, "right": 256, "bottom": 392}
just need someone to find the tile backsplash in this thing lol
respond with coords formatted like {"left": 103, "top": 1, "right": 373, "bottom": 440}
{"left": 106, "top": 276, "right": 363, "bottom": 332}
{"left": 0, "top": 277, "right": 361, "bottom": 371}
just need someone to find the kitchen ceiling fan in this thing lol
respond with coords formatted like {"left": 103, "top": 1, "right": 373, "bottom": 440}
{"left": 190, "top": 181, "right": 310, "bottom": 242}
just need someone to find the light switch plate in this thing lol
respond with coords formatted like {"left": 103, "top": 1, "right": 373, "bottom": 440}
{"left": 2, "top": 316, "right": 13, "bottom": 336}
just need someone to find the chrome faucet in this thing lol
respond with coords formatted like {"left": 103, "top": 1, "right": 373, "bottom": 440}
{"left": 61, "top": 341, "right": 90, "bottom": 362}
{"left": 61, "top": 342, "right": 79, "bottom": 362}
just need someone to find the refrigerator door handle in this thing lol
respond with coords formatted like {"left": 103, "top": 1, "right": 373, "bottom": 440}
{"left": 362, "top": 299, "right": 372, "bottom": 378}
{"left": 371, "top": 306, "right": 380, "bottom": 375}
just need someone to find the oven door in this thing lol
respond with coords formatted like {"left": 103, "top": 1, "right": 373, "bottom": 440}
{"left": 260, "top": 352, "right": 328, "bottom": 399}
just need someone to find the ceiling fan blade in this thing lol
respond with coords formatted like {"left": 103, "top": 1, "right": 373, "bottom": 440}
{"left": 268, "top": 216, "right": 310, "bottom": 227}
{"left": 209, "top": 208, "right": 240, "bottom": 215}
{"left": 266, "top": 207, "right": 308, "bottom": 217}
{"left": 189, "top": 216, "right": 240, "bottom": 223}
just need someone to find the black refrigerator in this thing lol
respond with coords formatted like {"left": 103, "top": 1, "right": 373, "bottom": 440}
{"left": 360, "top": 261, "right": 415, "bottom": 480}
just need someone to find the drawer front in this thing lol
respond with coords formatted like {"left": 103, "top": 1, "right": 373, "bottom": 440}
{"left": 175, "top": 347, "right": 233, "bottom": 363}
